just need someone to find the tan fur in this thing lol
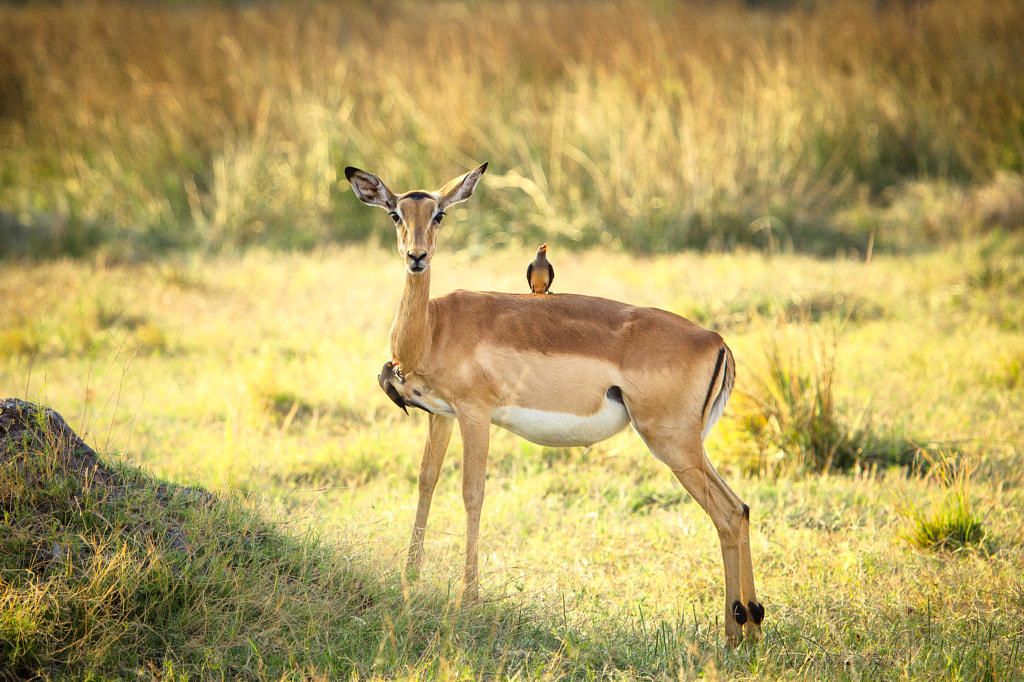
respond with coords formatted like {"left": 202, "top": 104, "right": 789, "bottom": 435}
{"left": 346, "top": 164, "right": 762, "bottom": 644}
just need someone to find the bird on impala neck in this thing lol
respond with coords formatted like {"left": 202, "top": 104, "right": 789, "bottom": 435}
{"left": 527, "top": 243, "right": 554, "bottom": 294}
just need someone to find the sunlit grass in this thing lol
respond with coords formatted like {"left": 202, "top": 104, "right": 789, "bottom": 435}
{"left": 2, "top": 238, "right": 1023, "bottom": 678}
{"left": 900, "top": 451, "right": 988, "bottom": 553}
{"left": 1, "top": 0, "right": 1022, "bottom": 259}
{"left": 734, "top": 321, "right": 922, "bottom": 475}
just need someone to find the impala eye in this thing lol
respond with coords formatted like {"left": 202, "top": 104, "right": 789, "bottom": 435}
{"left": 389, "top": 211, "right": 401, "bottom": 223}
{"left": 433, "top": 211, "right": 445, "bottom": 224}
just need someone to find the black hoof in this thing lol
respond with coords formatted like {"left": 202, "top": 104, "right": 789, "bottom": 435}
{"left": 732, "top": 600, "right": 748, "bottom": 625}
{"left": 748, "top": 601, "right": 765, "bottom": 625}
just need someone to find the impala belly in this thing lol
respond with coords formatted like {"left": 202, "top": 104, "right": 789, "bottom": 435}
{"left": 404, "top": 387, "right": 630, "bottom": 448}
{"left": 490, "top": 387, "right": 630, "bottom": 447}
{"left": 464, "top": 349, "right": 631, "bottom": 447}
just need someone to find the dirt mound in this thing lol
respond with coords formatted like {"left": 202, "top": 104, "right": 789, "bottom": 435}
{"left": 0, "top": 397, "right": 117, "bottom": 483}
{"left": 0, "top": 398, "right": 212, "bottom": 566}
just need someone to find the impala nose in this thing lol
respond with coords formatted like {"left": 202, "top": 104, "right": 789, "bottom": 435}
{"left": 406, "top": 250, "right": 429, "bottom": 272}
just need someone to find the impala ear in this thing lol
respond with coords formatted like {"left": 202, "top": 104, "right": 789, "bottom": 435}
{"left": 437, "top": 162, "right": 488, "bottom": 209}
{"left": 345, "top": 167, "right": 398, "bottom": 211}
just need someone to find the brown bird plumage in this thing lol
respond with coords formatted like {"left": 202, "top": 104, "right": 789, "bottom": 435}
{"left": 527, "top": 243, "right": 554, "bottom": 294}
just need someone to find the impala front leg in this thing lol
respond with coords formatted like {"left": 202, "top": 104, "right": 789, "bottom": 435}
{"left": 457, "top": 409, "right": 492, "bottom": 603}
{"left": 408, "top": 413, "right": 455, "bottom": 579}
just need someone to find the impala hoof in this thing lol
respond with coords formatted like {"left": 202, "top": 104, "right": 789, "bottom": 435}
{"left": 732, "top": 600, "right": 748, "bottom": 625}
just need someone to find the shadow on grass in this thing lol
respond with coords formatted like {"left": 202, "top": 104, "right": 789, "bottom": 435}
{"left": 0, "top": 398, "right": 741, "bottom": 681}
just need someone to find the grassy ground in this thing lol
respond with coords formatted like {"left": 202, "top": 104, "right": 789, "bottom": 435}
{"left": 1, "top": 0, "right": 1023, "bottom": 678}
{"left": 2, "top": 238, "right": 1023, "bottom": 680}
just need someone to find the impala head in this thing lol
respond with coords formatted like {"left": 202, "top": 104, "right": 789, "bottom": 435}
{"left": 345, "top": 163, "right": 488, "bottom": 274}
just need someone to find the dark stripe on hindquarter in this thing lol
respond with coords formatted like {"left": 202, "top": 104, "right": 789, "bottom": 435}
{"left": 700, "top": 347, "right": 726, "bottom": 422}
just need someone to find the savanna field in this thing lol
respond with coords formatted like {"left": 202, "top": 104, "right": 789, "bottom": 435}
{"left": 1, "top": 1, "right": 1023, "bottom": 680}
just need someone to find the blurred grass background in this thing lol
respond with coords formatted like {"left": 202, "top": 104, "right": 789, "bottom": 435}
{"left": 1, "top": 0, "right": 1022, "bottom": 260}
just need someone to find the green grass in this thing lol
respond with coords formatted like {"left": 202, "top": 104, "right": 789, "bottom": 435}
{"left": 734, "top": 322, "right": 922, "bottom": 474}
{"left": 901, "top": 451, "right": 988, "bottom": 553}
{"left": 2, "top": 239, "right": 1023, "bottom": 680}
{"left": 905, "top": 489, "right": 986, "bottom": 552}
{"left": 0, "top": 402, "right": 626, "bottom": 680}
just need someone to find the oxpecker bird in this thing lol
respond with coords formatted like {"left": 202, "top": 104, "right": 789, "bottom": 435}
{"left": 527, "top": 243, "right": 554, "bottom": 294}
{"left": 378, "top": 361, "right": 408, "bottom": 414}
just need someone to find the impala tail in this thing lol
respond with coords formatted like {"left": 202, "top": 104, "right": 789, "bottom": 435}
{"left": 701, "top": 344, "right": 735, "bottom": 441}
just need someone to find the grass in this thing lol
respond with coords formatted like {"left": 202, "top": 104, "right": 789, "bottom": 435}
{"left": 734, "top": 321, "right": 921, "bottom": 474}
{"left": 2, "top": 238, "right": 1023, "bottom": 680}
{"left": 1, "top": 0, "right": 1023, "bottom": 678}
{"left": 901, "top": 451, "right": 988, "bottom": 553}
{"left": 1, "top": 0, "right": 1023, "bottom": 259}
{"left": 0, "top": 402, "right": 580, "bottom": 680}
{"left": 906, "top": 488, "right": 986, "bottom": 552}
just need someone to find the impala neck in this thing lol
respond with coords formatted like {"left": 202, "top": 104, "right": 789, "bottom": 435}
{"left": 390, "top": 267, "right": 431, "bottom": 371}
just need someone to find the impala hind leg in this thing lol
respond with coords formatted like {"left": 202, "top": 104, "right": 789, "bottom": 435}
{"left": 636, "top": 426, "right": 763, "bottom": 644}
{"left": 738, "top": 504, "right": 763, "bottom": 639}
{"left": 408, "top": 413, "right": 455, "bottom": 578}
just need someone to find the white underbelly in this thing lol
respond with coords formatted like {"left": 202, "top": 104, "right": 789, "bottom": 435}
{"left": 490, "top": 396, "right": 631, "bottom": 447}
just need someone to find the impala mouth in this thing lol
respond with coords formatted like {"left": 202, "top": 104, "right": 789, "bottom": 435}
{"left": 405, "top": 253, "right": 430, "bottom": 274}
{"left": 405, "top": 262, "right": 429, "bottom": 274}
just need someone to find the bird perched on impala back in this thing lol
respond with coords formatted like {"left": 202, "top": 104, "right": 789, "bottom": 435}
{"left": 527, "top": 243, "right": 554, "bottom": 294}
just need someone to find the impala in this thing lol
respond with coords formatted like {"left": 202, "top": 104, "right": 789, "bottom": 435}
{"left": 346, "top": 163, "right": 764, "bottom": 643}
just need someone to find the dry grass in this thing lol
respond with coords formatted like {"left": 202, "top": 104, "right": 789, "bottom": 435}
{"left": 1, "top": 0, "right": 1022, "bottom": 259}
